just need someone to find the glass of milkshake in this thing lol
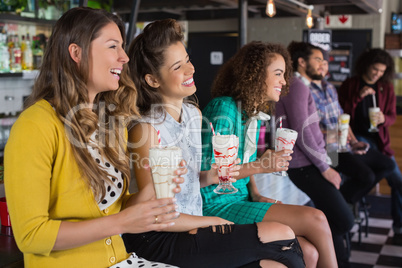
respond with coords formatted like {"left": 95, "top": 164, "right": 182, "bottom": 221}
{"left": 338, "top": 113, "right": 350, "bottom": 152}
{"left": 273, "top": 128, "right": 298, "bottom": 176}
{"left": 368, "top": 107, "right": 380, "bottom": 133}
{"left": 212, "top": 134, "right": 239, "bottom": 194}
{"left": 149, "top": 146, "right": 182, "bottom": 200}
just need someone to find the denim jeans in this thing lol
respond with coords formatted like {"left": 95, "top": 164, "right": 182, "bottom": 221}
{"left": 356, "top": 135, "right": 402, "bottom": 234}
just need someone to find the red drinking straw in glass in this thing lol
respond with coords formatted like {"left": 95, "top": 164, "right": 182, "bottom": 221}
{"left": 279, "top": 116, "right": 282, "bottom": 129}
{"left": 210, "top": 122, "right": 216, "bottom": 136}
{"left": 157, "top": 129, "right": 161, "bottom": 147}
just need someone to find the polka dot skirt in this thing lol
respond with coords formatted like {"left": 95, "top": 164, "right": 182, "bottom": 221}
{"left": 110, "top": 253, "right": 178, "bottom": 268}
{"left": 87, "top": 131, "right": 124, "bottom": 211}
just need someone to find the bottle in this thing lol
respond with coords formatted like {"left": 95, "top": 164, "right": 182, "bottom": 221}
{"left": 20, "top": 35, "right": 26, "bottom": 67}
{"left": 0, "top": 31, "right": 10, "bottom": 73}
{"left": 22, "top": 34, "right": 33, "bottom": 70}
{"left": 11, "top": 35, "right": 22, "bottom": 72}
{"left": 32, "top": 36, "right": 43, "bottom": 69}
{"left": 7, "top": 32, "right": 14, "bottom": 65}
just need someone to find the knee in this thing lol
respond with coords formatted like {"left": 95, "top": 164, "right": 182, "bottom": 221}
{"left": 313, "top": 209, "right": 330, "bottom": 227}
{"left": 360, "top": 170, "right": 375, "bottom": 185}
{"left": 301, "top": 240, "right": 319, "bottom": 268}
{"left": 257, "top": 222, "right": 295, "bottom": 243}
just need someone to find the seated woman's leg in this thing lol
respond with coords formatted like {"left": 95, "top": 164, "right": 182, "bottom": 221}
{"left": 288, "top": 165, "right": 353, "bottom": 267}
{"left": 262, "top": 203, "right": 335, "bottom": 268}
{"left": 297, "top": 237, "right": 319, "bottom": 268}
{"left": 122, "top": 223, "right": 305, "bottom": 268}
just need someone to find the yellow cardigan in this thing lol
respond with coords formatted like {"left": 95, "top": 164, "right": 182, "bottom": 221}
{"left": 4, "top": 100, "right": 131, "bottom": 268}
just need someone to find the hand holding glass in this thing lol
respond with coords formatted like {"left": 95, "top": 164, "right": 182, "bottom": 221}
{"left": 273, "top": 128, "right": 298, "bottom": 176}
{"left": 212, "top": 134, "right": 239, "bottom": 194}
{"left": 368, "top": 107, "right": 380, "bottom": 132}
{"left": 149, "top": 146, "right": 181, "bottom": 216}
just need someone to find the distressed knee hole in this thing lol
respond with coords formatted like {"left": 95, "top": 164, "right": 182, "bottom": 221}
{"left": 211, "top": 224, "right": 233, "bottom": 234}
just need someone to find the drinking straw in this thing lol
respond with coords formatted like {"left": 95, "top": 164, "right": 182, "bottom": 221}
{"left": 157, "top": 129, "right": 161, "bottom": 147}
{"left": 372, "top": 94, "right": 377, "bottom": 107}
{"left": 279, "top": 116, "right": 282, "bottom": 129}
{"left": 210, "top": 122, "right": 216, "bottom": 136}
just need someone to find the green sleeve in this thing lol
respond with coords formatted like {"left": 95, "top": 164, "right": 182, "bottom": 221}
{"left": 201, "top": 97, "right": 243, "bottom": 171}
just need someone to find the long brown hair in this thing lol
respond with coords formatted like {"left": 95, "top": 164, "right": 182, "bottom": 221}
{"left": 211, "top": 41, "right": 292, "bottom": 118}
{"left": 127, "top": 18, "right": 197, "bottom": 118}
{"left": 24, "top": 7, "right": 139, "bottom": 200}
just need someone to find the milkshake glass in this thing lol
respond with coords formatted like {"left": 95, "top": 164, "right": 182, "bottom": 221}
{"left": 338, "top": 113, "right": 350, "bottom": 152}
{"left": 273, "top": 128, "right": 298, "bottom": 176}
{"left": 212, "top": 134, "right": 239, "bottom": 194}
{"left": 368, "top": 107, "right": 380, "bottom": 132}
{"left": 149, "top": 146, "right": 182, "bottom": 199}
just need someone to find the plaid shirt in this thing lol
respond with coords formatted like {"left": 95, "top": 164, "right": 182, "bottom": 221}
{"left": 200, "top": 97, "right": 272, "bottom": 224}
{"left": 310, "top": 79, "right": 343, "bottom": 132}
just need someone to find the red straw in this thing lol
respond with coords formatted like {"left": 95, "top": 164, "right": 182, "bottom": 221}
{"left": 210, "top": 122, "right": 216, "bottom": 136}
{"left": 279, "top": 117, "right": 282, "bottom": 129}
{"left": 157, "top": 130, "right": 161, "bottom": 147}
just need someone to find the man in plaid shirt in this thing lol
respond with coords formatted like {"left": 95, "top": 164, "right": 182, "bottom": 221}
{"left": 310, "top": 51, "right": 394, "bottom": 206}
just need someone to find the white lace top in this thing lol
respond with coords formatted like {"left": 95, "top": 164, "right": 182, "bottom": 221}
{"left": 131, "top": 103, "right": 203, "bottom": 216}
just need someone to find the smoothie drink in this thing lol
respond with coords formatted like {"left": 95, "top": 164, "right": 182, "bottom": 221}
{"left": 149, "top": 146, "right": 182, "bottom": 199}
{"left": 274, "top": 128, "right": 298, "bottom": 176}
{"left": 369, "top": 107, "right": 380, "bottom": 132}
{"left": 338, "top": 113, "right": 350, "bottom": 150}
{"left": 275, "top": 128, "right": 297, "bottom": 152}
{"left": 212, "top": 134, "right": 239, "bottom": 194}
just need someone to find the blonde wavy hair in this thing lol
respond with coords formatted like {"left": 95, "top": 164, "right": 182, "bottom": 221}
{"left": 24, "top": 7, "right": 139, "bottom": 200}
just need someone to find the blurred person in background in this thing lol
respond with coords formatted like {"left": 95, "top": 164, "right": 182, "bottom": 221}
{"left": 339, "top": 48, "right": 402, "bottom": 245}
{"left": 276, "top": 41, "right": 354, "bottom": 267}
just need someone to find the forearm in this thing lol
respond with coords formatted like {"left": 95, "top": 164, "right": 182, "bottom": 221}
{"left": 124, "top": 183, "right": 155, "bottom": 208}
{"left": 162, "top": 214, "right": 223, "bottom": 232}
{"left": 199, "top": 170, "right": 214, "bottom": 188}
{"left": 234, "top": 161, "right": 264, "bottom": 180}
{"left": 53, "top": 214, "right": 122, "bottom": 251}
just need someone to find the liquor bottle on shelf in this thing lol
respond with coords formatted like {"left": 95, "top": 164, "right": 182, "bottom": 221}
{"left": 0, "top": 32, "right": 10, "bottom": 73}
{"left": 32, "top": 36, "right": 43, "bottom": 70}
{"left": 22, "top": 34, "right": 33, "bottom": 70}
{"left": 7, "top": 32, "right": 14, "bottom": 63}
{"left": 11, "top": 35, "right": 22, "bottom": 72}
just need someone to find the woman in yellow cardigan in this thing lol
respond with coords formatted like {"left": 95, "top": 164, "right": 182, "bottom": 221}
{"left": 4, "top": 7, "right": 184, "bottom": 268}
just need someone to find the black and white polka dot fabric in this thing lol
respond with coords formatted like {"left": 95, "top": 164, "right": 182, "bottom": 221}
{"left": 110, "top": 253, "right": 178, "bottom": 268}
{"left": 87, "top": 131, "right": 124, "bottom": 211}
{"left": 88, "top": 132, "right": 177, "bottom": 268}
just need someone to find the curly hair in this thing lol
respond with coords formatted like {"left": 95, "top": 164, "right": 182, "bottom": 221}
{"left": 354, "top": 48, "right": 395, "bottom": 83}
{"left": 127, "top": 18, "right": 197, "bottom": 118}
{"left": 211, "top": 41, "right": 292, "bottom": 118}
{"left": 24, "top": 7, "right": 139, "bottom": 200}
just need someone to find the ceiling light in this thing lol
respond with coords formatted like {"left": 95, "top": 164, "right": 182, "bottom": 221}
{"left": 266, "top": 0, "right": 276, "bottom": 17}
{"left": 306, "top": 6, "right": 314, "bottom": 28}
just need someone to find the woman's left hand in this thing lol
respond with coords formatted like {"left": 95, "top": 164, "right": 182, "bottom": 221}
{"left": 251, "top": 193, "right": 282, "bottom": 204}
{"left": 377, "top": 111, "right": 385, "bottom": 125}
{"left": 210, "top": 158, "right": 241, "bottom": 184}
